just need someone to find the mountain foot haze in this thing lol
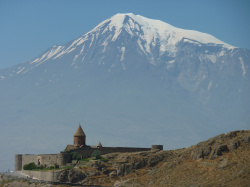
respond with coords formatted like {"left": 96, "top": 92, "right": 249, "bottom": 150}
{"left": 0, "top": 13, "right": 249, "bottom": 172}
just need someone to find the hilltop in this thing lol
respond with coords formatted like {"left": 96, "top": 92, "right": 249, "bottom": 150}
{"left": 1, "top": 130, "right": 249, "bottom": 186}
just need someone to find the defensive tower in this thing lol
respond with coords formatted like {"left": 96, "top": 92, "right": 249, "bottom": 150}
{"left": 74, "top": 124, "right": 86, "bottom": 147}
{"left": 15, "top": 154, "right": 22, "bottom": 171}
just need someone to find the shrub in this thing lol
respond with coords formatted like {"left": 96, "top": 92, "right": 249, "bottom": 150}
{"left": 72, "top": 152, "right": 81, "bottom": 160}
{"left": 54, "top": 163, "right": 59, "bottom": 169}
{"left": 49, "top": 166, "right": 55, "bottom": 170}
{"left": 92, "top": 150, "right": 101, "bottom": 159}
{"left": 37, "top": 164, "right": 45, "bottom": 169}
{"left": 23, "top": 162, "right": 37, "bottom": 170}
{"left": 81, "top": 158, "right": 90, "bottom": 162}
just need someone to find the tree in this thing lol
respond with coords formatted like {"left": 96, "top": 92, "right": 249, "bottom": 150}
{"left": 23, "top": 162, "right": 37, "bottom": 170}
{"left": 92, "top": 150, "right": 101, "bottom": 159}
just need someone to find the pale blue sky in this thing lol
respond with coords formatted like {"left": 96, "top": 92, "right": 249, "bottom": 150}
{"left": 0, "top": 0, "right": 249, "bottom": 70}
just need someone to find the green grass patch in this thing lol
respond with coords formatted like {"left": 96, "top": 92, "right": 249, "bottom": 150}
{"left": 100, "top": 156, "right": 109, "bottom": 162}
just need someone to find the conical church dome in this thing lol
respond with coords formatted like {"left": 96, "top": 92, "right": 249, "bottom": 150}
{"left": 97, "top": 141, "right": 102, "bottom": 147}
{"left": 74, "top": 125, "right": 86, "bottom": 137}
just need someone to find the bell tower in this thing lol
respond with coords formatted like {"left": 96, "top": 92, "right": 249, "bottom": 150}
{"left": 74, "top": 124, "right": 86, "bottom": 147}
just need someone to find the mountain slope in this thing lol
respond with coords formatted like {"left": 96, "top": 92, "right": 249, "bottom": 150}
{"left": 0, "top": 13, "right": 249, "bottom": 173}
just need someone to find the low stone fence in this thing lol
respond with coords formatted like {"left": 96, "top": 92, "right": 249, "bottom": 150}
{"left": 22, "top": 170, "right": 61, "bottom": 182}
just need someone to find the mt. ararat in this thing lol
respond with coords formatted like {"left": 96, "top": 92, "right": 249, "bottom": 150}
{"left": 0, "top": 13, "right": 249, "bottom": 172}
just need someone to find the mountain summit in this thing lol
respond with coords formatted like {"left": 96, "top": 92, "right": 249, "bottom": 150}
{"left": 0, "top": 13, "right": 238, "bottom": 78}
{"left": 0, "top": 13, "right": 249, "bottom": 172}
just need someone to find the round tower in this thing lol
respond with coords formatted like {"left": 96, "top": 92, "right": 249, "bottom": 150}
{"left": 74, "top": 124, "right": 86, "bottom": 147}
{"left": 15, "top": 154, "right": 23, "bottom": 171}
{"left": 57, "top": 152, "right": 71, "bottom": 166}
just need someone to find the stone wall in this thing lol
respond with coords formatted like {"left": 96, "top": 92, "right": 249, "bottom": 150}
{"left": 15, "top": 154, "right": 22, "bottom": 171}
{"left": 151, "top": 145, "right": 163, "bottom": 150}
{"left": 57, "top": 152, "right": 71, "bottom": 166}
{"left": 15, "top": 146, "right": 163, "bottom": 171}
{"left": 70, "top": 147, "right": 152, "bottom": 158}
{"left": 21, "top": 155, "right": 39, "bottom": 170}
{"left": 15, "top": 154, "right": 58, "bottom": 171}
{"left": 40, "top": 154, "right": 58, "bottom": 166}
{"left": 22, "top": 170, "right": 60, "bottom": 182}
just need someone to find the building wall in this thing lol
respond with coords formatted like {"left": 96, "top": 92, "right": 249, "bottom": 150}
{"left": 69, "top": 146, "right": 152, "bottom": 158}
{"left": 22, "top": 170, "right": 60, "bottom": 182}
{"left": 15, "top": 154, "right": 23, "bottom": 171}
{"left": 15, "top": 146, "right": 163, "bottom": 171}
{"left": 40, "top": 154, "right": 58, "bottom": 166}
{"left": 21, "top": 155, "right": 39, "bottom": 170}
{"left": 15, "top": 154, "right": 58, "bottom": 171}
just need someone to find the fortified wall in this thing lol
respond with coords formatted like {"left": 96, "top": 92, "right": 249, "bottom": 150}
{"left": 15, "top": 154, "right": 58, "bottom": 171}
{"left": 15, "top": 125, "right": 163, "bottom": 171}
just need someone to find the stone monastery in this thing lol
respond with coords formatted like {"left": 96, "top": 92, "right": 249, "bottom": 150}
{"left": 15, "top": 125, "right": 163, "bottom": 171}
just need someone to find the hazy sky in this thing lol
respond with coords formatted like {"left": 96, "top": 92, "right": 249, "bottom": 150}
{"left": 0, "top": 0, "right": 249, "bottom": 70}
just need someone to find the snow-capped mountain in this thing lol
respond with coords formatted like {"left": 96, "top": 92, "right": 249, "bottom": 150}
{"left": 0, "top": 13, "right": 239, "bottom": 76}
{"left": 0, "top": 13, "right": 249, "bottom": 172}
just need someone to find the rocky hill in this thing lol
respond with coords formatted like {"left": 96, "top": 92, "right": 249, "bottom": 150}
{"left": 1, "top": 130, "right": 249, "bottom": 186}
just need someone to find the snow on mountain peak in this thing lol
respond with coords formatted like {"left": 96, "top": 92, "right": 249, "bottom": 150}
{"left": 99, "top": 13, "right": 234, "bottom": 50}
{"left": 8, "top": 13, "right": 237, "bottom": 77}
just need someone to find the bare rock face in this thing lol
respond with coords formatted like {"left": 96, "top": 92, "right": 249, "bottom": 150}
{"left": 58, "top": 170, "right": 68, "bottom": 182}
{"left": 58, "top": 169, "right": 86, "bottom": 183}
{"left": 109, "top": 171, "right": 117, "bottom": 178}
{"left": 242, "top": 134, "right": 250, "bottom": 143}
{"left": 229, "top": 140, "right": 241, "bottom": 149}
{"left": 216, "top": 144, "right": 229, "bottom": 156}
{"left": 68, "top": 169, "right": 86, "bottom": 183}
{"left": 190, "top": 130, "right": 249, "bottom": 161}
{"left": 191, "top": 145, "right": 212, "bottom": 160}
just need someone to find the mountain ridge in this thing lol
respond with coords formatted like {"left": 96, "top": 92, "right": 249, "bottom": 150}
{"left": 0, "top": 13, "right": 249, "bottom": 173}
{"left": 0, "top": 13, "right": 241, "bottom": 80}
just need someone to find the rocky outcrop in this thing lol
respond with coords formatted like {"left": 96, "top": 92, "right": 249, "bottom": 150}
{"left": 190, "top": 130, "right": 249, "bottom": 160}
{"left": 57, "top": 169, "right": 86, "bottom": 183}
{"left": 110, "top": 150, "right": 176, "bottom": 176}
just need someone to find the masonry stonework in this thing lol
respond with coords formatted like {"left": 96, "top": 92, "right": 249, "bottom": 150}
{"left": 15, "top": 154, "right": 22, "bottom": 171}
{"left": 15, "top": 124, "right": 163, "bottom": 172}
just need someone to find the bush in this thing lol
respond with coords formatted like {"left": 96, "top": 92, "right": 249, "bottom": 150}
{"left": 54, "top": 163, "right": 59, "bottom": 169}
{"left": 23, "top": 162, "right": 37, "bottom": 170}
{"left": 49, "top": 166, "right": 55, "bottom": 170}
{"left": 92, "top": 150, "right": 101, "bottom": 159}
{"left": 71, "top": 152, "right": 82, "bottom": 160}
{"left": 37, "top": 164, "right": 45, "bottom": 169}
